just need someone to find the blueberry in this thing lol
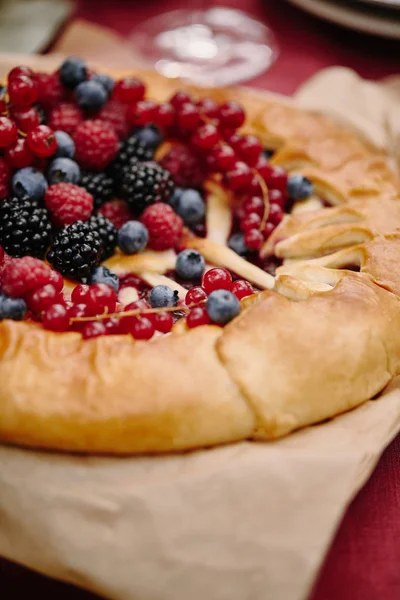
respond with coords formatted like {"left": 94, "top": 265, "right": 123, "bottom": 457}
{"left": 59, "top": 57, "right": 87, "bottom": 89}
{"left": 174, "top": 189, "right": 205, "bottom": 225}
{"left": 287, "top": 174, "right": 314, "bottom": 201}
{"left": 169, "top": 187, "right": 183, "bottom": 211}
{"left": 75, "top": 80, "right": 107, "bottom": 112}
{"left": 175, "top": 249, "right": 205, "bottom": 281}
{"left": 149, "top": 285, "right": 178, "bottom": 308}
{"left": 228, "top": 232, "right": 248, "bottom": 256}
{"left": 91, "top": 73, "right": 115, "bottom": 94}
{"left": 118, "top": 221, "right": 149, "bottom": 255}
{"left": 54, "top": 131, "right": 75, "bottom": 158}
{"left": 47, "top": 158, "right": 81, "bottom": 184}
{"left": 89, "top": 266, "right": 120, "bottom": 292}
{"left": 12, "top": 167, "right": 48, "bottom": 201}
{"left": 206, "top": 290, "right": 240, "bottom": 325}
{"left": 0, "top": 296, "right": 27, "bottom": 321}
{"left": 134, "top": 126, "right": 163, "bottom": 150}
{"left": 263, "top": 149, "right": 274, "bottom": 160}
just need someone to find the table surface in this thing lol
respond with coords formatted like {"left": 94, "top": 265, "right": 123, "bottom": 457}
{"left": 2, "top": 1, "right": 400, "bottom": 599}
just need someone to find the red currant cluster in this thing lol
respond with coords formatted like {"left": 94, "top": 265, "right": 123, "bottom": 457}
{"left": 185, "top": 267, "right": 253, "bottom": 329}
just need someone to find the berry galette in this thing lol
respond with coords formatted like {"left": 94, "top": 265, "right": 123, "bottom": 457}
{"left": 0, "top": 58, "right": 399, "bottom": 454}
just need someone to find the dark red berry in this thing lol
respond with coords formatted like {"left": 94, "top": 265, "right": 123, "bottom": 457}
{"left": 113, "top": 78, "right": 145, "bottom": 103}
{"left": 10, "top": 106, "right": 39, "bottom": 133}
{"left": 247, "top": 174, "right": 262, "bottom": 196}
{"left": 82, "top": 320, "right": 107, "bottom": 339}
{"left": 27, "top": 125, "right": 57, "bottom": 157}
{"left": 240, "top": 212, "right": 261, "bottom": 232}
{"left": 196, "top": 97, "right": 219, "bottom": 119}
{"left": 87, "top": 283, "right": 117, "bottom": 315}
{"left": 185, "top": 286, "right": 208, "bottom": 306}
{"left": 269, "top": 189, "right": 285, "bottom": 208}
{"left": 225, "top": 161, "right": 252, "bottom": 191}
{"left": 263, "top": 222, "right": 275, "bottom": 238}
{"left": 218, "top": 102, "right": 245, "bottom": 130}
{"left": 8, "top": 66, "right": 34, "bottom": 81}
{"left": 254, "top": 154, "right": 270, "bottom": 179}
{"left": 244, "top": 229, "right": 263, "bottom": 251}
{"left": 0, "top": 246, "right": 4, "bottom": 264}
{"left": 243, "top": 196, "right": 264, "bottom": 216}
{"left": 170, "top": 91, "right": 192, "bottom": 108}
{"left": 71, "top": 283, "right": 90, "bottom": 304}
{"left": 151, "top": 311, "right": 173, "bottom": 333}
{"left": 187, "top": 305, "right": 211, "bottom": 328}
{"left": 5, "top": 138, "right": 34, "bottom": 168}
{"left": 231, "top": 280, "right": 253, "bottom": 300}
{"left": 0, "top": 117, "right": 18, "bottom": 148}
{"left": 268, "top": 203, "right": 284, "bottom": 226}
{"left": 42, "top": 303, "right": 70, "bottom": 332}
{"left": 153, "top": 102, "right": 175, "bottom": 128}
{"left": 265, "top": 165, "right": 288, "bottom": 195}
{"left": 209, "top": 144, "right": 236, "bottom": 171}
{"left": 26, "top": 284, "right": 60, "bottom": 313}
{"left": 177, "top": 103, "right": 201, "bottom": 131}
{"left": 8, "top": 75, "right": 38, "bottom": 107}
{"left": 236, "top": 135, "right": 262, "bottom": 166}
{"left": 202, "top": 268, "right": 232, "bottom": 293}
{"left": 130, "top": 316, "right": 155, "bottom": 340}
{"left": 191, "top": 123, "right": 219, "bottom": 150}
{"left": 127, "top": 100, "right": 156, "bottom": 127}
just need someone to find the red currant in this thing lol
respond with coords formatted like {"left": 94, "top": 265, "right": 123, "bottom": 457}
{"left": 236, "top": 135, "right": 262, "bottom": 166}
{"left": 223, "top": 132, "right": 242, "bottom": 149}
{"left": 191, "top": 123, "right": 219, "bottom": 150}
{"left": 8, "top": 66, "right": 34, "bottom": 81}
{"left": 240, "top": 212, "right": 261, "bottom": 232}
{"left": 268, "top": 203, "right": 284, "bottom": 226}
{"left": 42, "top": 303, "right": 70, "bottom": 332}
{"left": 265, "top": 165, "right": 288, "bottom": 195}
{"left": 209, "top": 144, "right": 236, "bottom": 171}
{"left": 10, "top": 106, "right": 40, "bottom": 133}
{"left": 48, "top": 270, "right": 64, "bottom": 293}
{"left": 153, "top": 102, "right": 175, "bottom": 128}
{"left": 0, "top": 99, "right": 6, "bottom": 114}
{"left": 125, "top": 299, "right": 151, "bottom": 312}
{"left": 177, "top": 103, "right": 201, "bottom": 131}
{"left": 170, "top": 91, "right": 192, "bottom": 108}
{"left": 26, "top": 284, "right": 60, "bottom": 313}
{"left": 0, "top": 117, "right": 18, "bottom": 148}
{"left": 218, "top": 102, "right": 245, "bottom": 130}
{"left": 247, "top": 174, "right": 262, "bottom": 196}
{"left": 185, "top": 286, "right": 208, "bottom": 306}
{"left": 253, "top": 155, "right": 270, "bottom": 179}
{"left": 187, "top": 306, "right": 211, "bottom": 328}
{"left": 244, "top": 229, "right": 264, "bottom": 251}
{"left": 104, "top": 317, "right": 121, "bottom": 335}
{"left": 231, "top": 280, "right": 253, "bottom": 300}
{"left": 71, "top": 283, "right": 90, "bottom": 304}
{"left": 87, "top": 283, "right": 117, "bottom": 315}
{"left": 151, "top": 311, "right": 173, "bottom": 334}
{"left": 269, "top": 189, "right": 285, "bottom": 207}
{"left": 202, "top": 268, "right": 232, "bottom": 293}
{"left": 8, "top": 75, "right": 38, "bottom": 107}
{"left": 5, "top": 138, "right": 34, "bottom": 168}
{"left": 263, "top": 222, "right": 275, "bottom": 238}
{"left": 113, "top": 78, "right": 145, "bottom": 103}
{"left": 69, "top": 302, "right": 93, "bottom": 320}
{"left": 243, "top": 196, "right": 264, "bottom": 217}
{"left": 196, "top": 97, "right": 219, "bottom": 119}
{"left": 26, "top": 125, "right": 57, "bottom": 157}
{"left": 224, "top": 161, "right": 252, "bottom": 192}
{"left": 130, "top": 316, "right": 155, "bottom": 340}
{"left": 127, "top": 100, "right": 156, "bottom": 127}
{"left": 82, "top": 321, "right": 107, "bottom": 339}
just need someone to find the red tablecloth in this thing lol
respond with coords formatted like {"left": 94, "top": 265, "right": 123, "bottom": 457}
{"left": 2, "top": 1, "right": 400, "bottom": 599}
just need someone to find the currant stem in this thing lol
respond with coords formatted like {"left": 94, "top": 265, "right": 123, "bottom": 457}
{"left": 70, "top": 304, "right": 190, "bottom": 323}
{"left": 255, "top": 172, "right": 270, "bottom": 230}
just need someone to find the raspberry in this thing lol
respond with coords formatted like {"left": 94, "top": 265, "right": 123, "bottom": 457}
{"left": 0, "top": 252, "right": 12, "bottom": 289}
{"left": 96, "top": 99, "right": 130, "bottom": 139}
{"left": 35, "top": 72, "right": 66, "bottom": 110}
{"left": 1, "top": 256, "right": 52, "bottom": 298}
{"left": 0, "top": 157, "right": 11, "bottom": 199}
{"left": 45, "top": 183, "right": 94, "bottom": 227}
{"left": 140, "top": 203, "right": 183, "bottom": 251}
{"left": 48, "top": 102, "right": 83, "bottom": 136}
{"left": 98, "top": 200, "right": 133, "bottom": 230}
{"left": 73, "top": 120, "right": 118, "bottom": 170}
{"left": 159, "top": 144, "right": 206, "bottom": 188}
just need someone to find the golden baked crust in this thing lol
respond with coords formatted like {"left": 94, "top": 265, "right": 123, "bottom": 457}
{"left": 1, "top": 66, "right": 400, "bottom": 454}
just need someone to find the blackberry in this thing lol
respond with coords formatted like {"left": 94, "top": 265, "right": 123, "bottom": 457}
{"left": 0, "top": 197, "right": 52, "bottom": 259}
{"left": 89, "top": 213, "right": 117, "bottom": 260}
{"left": 47, "top": 220, "right": 102, "bottom": 281}
{"left": 80, "top": 171, "right": 114, "bottom": 209}
{"left": 110, "top": 134, "right": 154, "bottom": 182}
{"left": 119, "top": 162, "right": 175, "bottom": 214}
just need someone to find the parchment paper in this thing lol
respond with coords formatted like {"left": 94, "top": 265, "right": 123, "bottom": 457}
{"left": 1, "top": 47, "right": 400, "bottom": 600}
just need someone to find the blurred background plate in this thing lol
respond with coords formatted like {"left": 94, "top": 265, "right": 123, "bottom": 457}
{"left": 355, "top": 0, "right": 400, "bottom": 8}
{"left": 287, "top": 0, "right": 400, "bottom": 38}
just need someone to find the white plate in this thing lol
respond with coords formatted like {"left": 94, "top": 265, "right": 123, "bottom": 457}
{"left": 287, "top": 0, "right": 400, "bottom": 39}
